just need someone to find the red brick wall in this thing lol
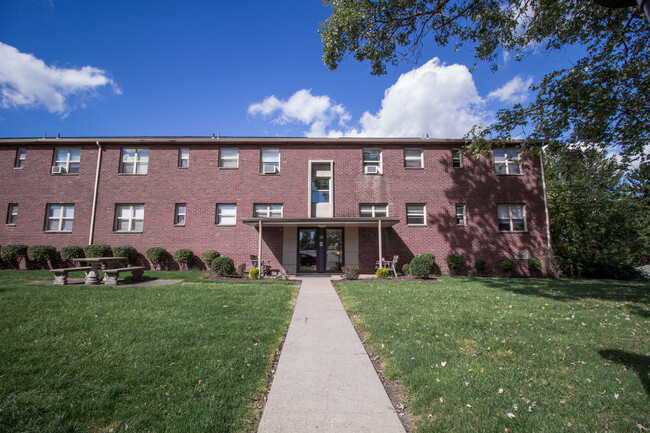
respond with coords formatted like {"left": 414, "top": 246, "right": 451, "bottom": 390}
{"left": 1, "top": 139, "right": 549, "bottom": 275}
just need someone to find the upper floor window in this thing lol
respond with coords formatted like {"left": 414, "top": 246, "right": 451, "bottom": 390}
{"left": 115, "top": 204, "right": 145, "bottom": 232}
{"left": 254, "top": 204, "right": 283, "bottom": 217}
{"left": 216, "top": 204, "right": 237, "bottom": 225}
{"left": 14, "top": 149, "right": 26, "bottom": 168}
{"left": 456, "top": 204, "right": 466, "bottom": 226}
{"left": 46, "top": 204, "right": 74, "bottom": 232}
{"left": 219, "top": 148, "right": 239, "bottom": 169}
{"left": 53, "top": 149, "right": 80, "bottom": 174}
{"left": 174, "top": 203, "right": 186, "bottom": 226}
{"left": 404, "top": 149, "right": 423, "bottom": 168}
{"left": 178, "top": 148, "right": 189, "bottom": 168}
{"left": 120, "top": 148, "right": 149, "bottom": 174}
{"left": 452, "top": 149, "right": 462, "bottom": 168}
{"left": 6, "top": 204, "right": 18, "bottom": 225}
{"left": 498, "top": 204, "right": 526, "bottom": 232}
{"left": 406, "top": 204, "right": 426, "bottom": 226}
{"left": 360, "top": 204, "right": 388, "bottom": 217}
{"left": 494, "top": 149, "right": 521, "bottom": 175}
{"left": 363, "top": 148, "right": 382, "bottom": 174}
{"left": 261, "top": 149, "right": 280, "bottom": 174}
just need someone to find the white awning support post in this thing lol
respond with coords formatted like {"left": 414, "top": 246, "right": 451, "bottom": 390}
{"left": 378, "top": 219, "right": 383, "bottom": 269}
{"left": 257, "top": 220, "right": 263, "bottom": 279}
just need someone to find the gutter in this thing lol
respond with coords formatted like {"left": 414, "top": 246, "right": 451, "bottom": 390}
{"left": 539, "top": 152, "right": 552, "bottom": 249}
{"left": 89, "top": 141, "right": 102, "bottom": 245}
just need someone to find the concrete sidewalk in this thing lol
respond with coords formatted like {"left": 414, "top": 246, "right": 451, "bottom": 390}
{"left": 257, "top": 277, "right": 405, "bottom": 433}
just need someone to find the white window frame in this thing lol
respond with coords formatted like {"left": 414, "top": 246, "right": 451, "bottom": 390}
{"left": 362, "top": 148, "right": 382, "bottom": 174}
{"left": 174, "top": 203, "right": 186, "bottom": 226}
{"left": 120, "top": 148, "right": 149, "bottom": 174}
{"left": 46, "top": 204, "right": 74, "bottom": 232}
{"left": 497, "top": 204, "right": 526, "bottom": 232}
{"left": 456, "top": 204, "right": 466, "bottom": 226}
{"left": 493, "top": 149, "right": 521, "bottom": 175}
{"left": 114, "top": 204, "right": 145, "bottom": 232}
{"left": 254, "top": 204, "right": 283, "bottom": 218}
{"left": 261, "top": 149, "right": 280, "bottom": 174}
{"left": 452, "top": 149, "right": 462, "bottom": 168}
{"left": 404, "top": 148, "right": 423, "bottom": 168}
{"left": 359, "top": 204, "right": 388, "bottom": 217}
{"left": 53, "top": 148, "right": 81, "bottom": 174}
{"left": 15, "top": 149, "right": 26, "bottom": 169}
{"left": 178, "top": 148, "right": 189, "bottom": 168}
{"left": 406, "top": 204, "right": 426, "bottom": 226}
{"left": 7, "top": 203, "right": 18, "bottom": 225}
{"left": 216, "top": 204, "right": 237, "bottom": 226}
{"left": 219, "top": 148, "right": 239, "bottom": 169}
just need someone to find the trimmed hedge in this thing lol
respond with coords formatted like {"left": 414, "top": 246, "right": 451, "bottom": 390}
{"left": 1, "top": 244, "right": 28, "bottom": 268}
{"left": 342, "top": 266, "right": 360, "bottom": 280}
{"left": 113, "top": 246, "right": 138, "bottom": 264}
{"left": 499, "top": 257, "right": 515, "bottom": 273}
{"left": 249, "top": 267, "right": 260, "bottom": 279}
{"left": 201, "top": 250, "right": 220, "bottom": 267}
{"left": 446, "top": 254, "right": 464, "bottom": 274}
{"left": 145, "top": 247, "right": 167, "bottom": 270}
{"left": 60, "top": 246, "right": 85, "bottom": 263}
{"left": 401, "top": 263, "right": 410, "bottom": 275}
{"left": 27, "top": 245, "right": 56, "bottom": 268}
{"left": 410, "top": 253, "right": 435, "bottom": 278}
{"left": 474, "top": 259, "right": 487, "bottom": 272}
{"left": 174, "top": 249, "right": 194, "bottom": 270}
{"left": 211, "top": 256, "right": 235, "bottom": 276}
{"left": 84, "top": 244, "right": 112, "bottom": 258}
{"left": 528, "top": 257, "right": 542, "bottom": 273}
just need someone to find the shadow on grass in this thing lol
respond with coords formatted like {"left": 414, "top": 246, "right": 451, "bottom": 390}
{"left": 600, "top": 349, "right": 650, "bottom": 400}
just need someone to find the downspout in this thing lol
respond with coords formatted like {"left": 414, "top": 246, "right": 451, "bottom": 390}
{"left": 89, "top": 141, "right": 102, "bottom": 245}
{"left": 257, "top": 220, "right": 263, "bottom": 279}
{"left": 378, "top": 219, "right": 383, "bottom": 268}
{"left": 539, "top": 152, "right": 552, "bottom": 249}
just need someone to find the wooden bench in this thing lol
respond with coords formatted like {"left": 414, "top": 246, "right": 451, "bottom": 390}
{"left": 102, "top": 266, "right": 146, "bottom": 286}
{"left": 50, "top": 266, "right": 93, "bottom": 285}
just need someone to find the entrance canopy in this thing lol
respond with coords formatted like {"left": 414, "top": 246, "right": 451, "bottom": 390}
{"left": 241, "top": 217, "right": 401, "bottom": 228}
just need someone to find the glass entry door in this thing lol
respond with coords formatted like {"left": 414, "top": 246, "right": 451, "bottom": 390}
{"left": 298, "top": 228, "right": 344, "bottom": 273}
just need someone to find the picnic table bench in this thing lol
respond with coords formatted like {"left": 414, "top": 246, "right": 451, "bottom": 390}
{"left": 103, "top": 266, "right": 146, "bottom": 285}
{"left": 50, "top": 266, "right": 93, "bottom": 285}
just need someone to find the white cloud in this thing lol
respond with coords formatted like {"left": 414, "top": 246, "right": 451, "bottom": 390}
{"left": 488, "top": 75, "right": 533, "bottom": 104}
{"left": 0, "top": 42, "right": 120, "bottom": 115}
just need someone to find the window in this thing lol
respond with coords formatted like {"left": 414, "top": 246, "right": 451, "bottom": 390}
{"left": 311, "top": 178, "right": 330, "bottom": 203}
{"left": 216, "top": 204, "right": 237, "bottom": 225}
{"left": 46, "top": 204, "right": 74, "bottom": 231}
{"left": 452, "top": 149, "right": 462, "bottom": 168}
{"left": 114, "top": 204, "right": 144, "bottom": 232}
{"left": 53, "top": 148, "right": 80, "bottom": 174}
{"left": 174, "top": 203, "right": 186, "bottom": 226}
{"left": 120, "top": 148, "right": 149, "bottom": 174}
{"left": 254, "top": 204, "right": 283, "bottom": 217}
{"left": 404, "top": 149, "right": 423, "bottom": 168}
{"left": 498, "top": 204, "right": 526, "bottom": 232}
{"left": 456, "top": 204, "right": 466, "bottom": 226}
{"left": 14, "top": 149, "right": 26, "bottom": 168}
{"left": 178, "top": 148, "right": 189, "bottom": 168}
{"left": 219, "top": 148, "right": 238, "bottom": 168}
{"left": 406, "top": 204, "right": 426, "bottom": 225}
{"left": 6, "top": 204, "right": 18, "bottom": 225}
{"left": 494, "top": 149, "right": 521, "bottom": 175}
{"left": 261, "top": 149, "right": 280, "bottom": 174}
{"left": 360, "top": 204, "right": 388, "bottom": 217}
{"left": 363, "top": 148, "right": 382, "bottom": 174}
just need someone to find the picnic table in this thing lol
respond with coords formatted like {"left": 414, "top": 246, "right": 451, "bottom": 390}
{"left": 73, "top": 257, "right": 127, "bottom": 285}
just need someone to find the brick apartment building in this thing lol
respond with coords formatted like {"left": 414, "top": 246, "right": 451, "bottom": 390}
{"left": 0, "top": 137, "right": 551, "bottom": 275}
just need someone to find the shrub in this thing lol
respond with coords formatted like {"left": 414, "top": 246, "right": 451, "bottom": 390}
{"left": 145, "top": 247, "right": 167, "bottom": 270}
{"left": 83, "top": 244, "right": 112, "bottom": 258}
{"left": 27, "top": 245, "right": 56, "bottom": 268}
{"left": 113, "top": 245, "right": 138, "bottom": 264}
{"left": 375, "top": 267, "right": 390, "bottom": 278}
{"left": 249, "top": 267, "right": 260, "bottom": 279}
{"left": 401, "top": 263, "right": 410, "bottom": 275}
{"left": 474, "top": 259, "right": 487, "bottom": 272}
{"left": 342, "top": 266, "right": 359, "bottom": 280}
{"left": 410, "top": 253, "right": 435, "bottom": 278}
{"left": 237, "top": 263, "right": 246, "bottom": 276}
{"left": 1, "top": 244, "right": 28, "bottom": 268}
{"left": 420, "top": 253, "right": 435, "bottom": 266}
{"left": 499, "top": 257, "right": 515, "bottom": 273}
{"left": 446, "top": 254, "right": 464, "bottom": 274}
{"left": 211, "top": 256, "right": 235, "bottom": 276}
{"left": 528, "top": 257, "right": 542, "bottom": 273}
{"left": 201, "top": 250, "right": 220, "bottom": 267}
{"left": 60, "top": 246, "right": 85, "bottom": 263}
{"left": 173, "top": 249, "right": 194, "bottom": 270}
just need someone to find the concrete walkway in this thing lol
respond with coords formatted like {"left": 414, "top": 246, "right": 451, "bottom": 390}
{"left": 257, "top": 277, "right": 405, "bottom": 433}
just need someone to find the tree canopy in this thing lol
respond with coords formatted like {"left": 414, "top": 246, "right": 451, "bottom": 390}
{"left": 321, "top": 0, "right": 649, "bottom": 162}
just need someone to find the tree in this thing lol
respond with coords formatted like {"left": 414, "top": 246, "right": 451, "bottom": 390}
{"left": 321, "top": 1, "right": 649, "bottom": 162}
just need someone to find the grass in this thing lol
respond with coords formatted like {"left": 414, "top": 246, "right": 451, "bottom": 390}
{"left": 335, "top": 276, "right": 650, "bottom": 432}
{"left": 0, "top": 270, "right": 298, "bottom": 433}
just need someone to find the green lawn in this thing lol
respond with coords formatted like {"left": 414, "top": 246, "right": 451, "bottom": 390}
{"left": 335, "top": 277, "right": 650, "bottom": 432}
{"left": 0, "top": 270, "right": 298, "bottom": 433}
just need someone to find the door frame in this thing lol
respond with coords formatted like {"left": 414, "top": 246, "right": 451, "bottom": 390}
{"left": 297, "top": 227, "right": 345, "bottom": 273}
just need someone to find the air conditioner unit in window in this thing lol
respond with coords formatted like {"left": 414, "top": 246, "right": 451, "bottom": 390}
{"left": 514, "top": 253, "right": 529, "bottom": 260}
{"left": 51, "top": 166, "right": 63, "bottom": 174}
{"left": 365, "top": 165, "right": 380, "bottom": 174}
{"left": 263, "top": 165, "right": 278, "bottom": 174}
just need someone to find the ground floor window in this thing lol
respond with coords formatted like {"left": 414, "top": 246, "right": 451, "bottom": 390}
{"left": 498, "top": 204, "right": 526, "bottom": 232}
{"left": 46, "top": 204, "right": 74, "bottom": 231}
{"left": 174, "top": 203, "right": 186, "bottom": 226}
{"left": 6, "top": 203, "right": 18, "bottom": 225}
{"left": 456, "top": 204, "right": 466, "bottom": 226}
{"left": 406, "top": 204, "right": 426, "bottom": 225}
{"left": 360, "top": 204, "right": 388, "bottom": 217}
{"left": 254, "top": 204, "right": 282, "bottom": 218}
{"left": 115, "top": 204, "right": 144, "bottom": 232}
{"left": 217, "top": 204, "right": 237, "bottom": 225}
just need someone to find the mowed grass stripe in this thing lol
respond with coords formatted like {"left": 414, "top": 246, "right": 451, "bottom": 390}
{"left": 0, "top": 271, "right": 298, "bottom": 433}
{"left": 335, "top": 276, "right": 650, "bottom": 432}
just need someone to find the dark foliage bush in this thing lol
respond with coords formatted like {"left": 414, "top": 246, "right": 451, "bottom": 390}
{"left": 342, "top": 266, "right": 359, "bottom": 280}
{"left": 113, "top": 246, "right": 138, "bottom": 264}
{"left": 474, "top": 259, "right": 487, "bottom": 272}
{"left": 410, "top": 254, "right": 435, "bottom": 278}
{"left": 375, "top": 267, "right": 390, "bottom": 278}
{"left": 499, "top": 258, "right": 515, "bottom": 273}
{"left": 83, "top": 244, "right": 112, "bottom": 258}
{"left": 211, "top": 256, "right": 236, "bottom": 276}
{"left": 1, "top": 244, "right": 28, "bottom": 268}
{"left": 145, "top": 247, "right": 167, "bottom": 270}
{"left": 401, "top": 263, "right": 410, "bottom": 275}
{"left": 173, "top": 249, "right": 194, "bottom": 270}
{"left": 27, "top": 245, "right": 56, "bottom": 268}
{"left": 583, "top": 262, "right": 644, "bottom": 280}
{"left": 201, "top": 250, "right": 220, "bottom": 267}
{"left": 446, "top": 254, "right": 464, "bottom": 274}
{"left": 527, "top": 257, "right": 542, "bottom": 273}
{"left": 60, "top": 246, "right": 85, "bottom": 263}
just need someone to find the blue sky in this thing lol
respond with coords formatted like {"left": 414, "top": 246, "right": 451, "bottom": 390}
{"left": 0, "top": 0, "right": 577, "bottom": 139}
